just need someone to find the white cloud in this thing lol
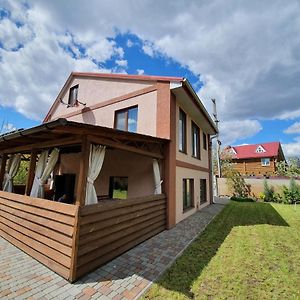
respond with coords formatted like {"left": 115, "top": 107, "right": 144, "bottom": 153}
{"left": 219, "top": 120, "right": 262, "bottom": 146}
{"left": 0, "top": 0, "right": 300, "bottom": 144}
{"left": 142, "top": 41, "right": 156, "bottom": 57}
{"left": 284, "top": 122, "right": 300, "bottom": 134}
{"left": 282, "top": 137, "right": 300, "bottom": 157}
{"left": 0, "top": 122, "right": 17, "bottom": 134}
{"left": 116, "top": 59, "right": 128, "bottom": 67}
{"left": 0, "top": 1, "right": 124, "bottom": 121}
{"left": 126, "top": 39, "right": 133, "bottom": 47}
{"left": 137, "top": 69, "right": 144, "bottom": 75}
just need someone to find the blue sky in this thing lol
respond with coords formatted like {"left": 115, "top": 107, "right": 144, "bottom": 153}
{"left": 0, "top": 0, "right": 300, "bottom": 157}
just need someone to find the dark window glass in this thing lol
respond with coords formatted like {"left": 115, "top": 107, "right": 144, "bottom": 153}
{"left": 183, "top": 179, "right": 194, "bottom": 211}
{"left": 203, "top": 132, "right": 207, "bottom": 150}
{"left": 109, "top": 177, "right": 128, "bottom": 199}
{"left": 68, "top": 85, "right": 78, "bottom": 106}
{"left": 200, "top": 179, "right": 207, "bottom": 204}
{"left": 179, "top": 109, "right": 186, "bottom": 152}
{"left": 114, "top": 106, "right": 138, "bottom": 133}
{"left": 192, "top": 122, "right": 200, "bottom": 159}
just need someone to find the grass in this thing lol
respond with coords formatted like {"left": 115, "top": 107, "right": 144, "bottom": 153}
{"left": 143, "top": 202, "right": 300, "bottom": 299}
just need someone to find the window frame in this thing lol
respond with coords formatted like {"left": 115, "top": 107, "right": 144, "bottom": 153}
{"left": 261, "top": 158, "right": 270, "bottom": 166}
{"left": 191, "top": 121, "right": 200, "bottom": 159}
{"left": 68, "top": 84, "right": 79, "bottom": 107}
{"left": 183, "top": 178, "right": 194, "bottom": 212}
{"left": 200, "top": 178, "right": 207, "bottom": 205}
{"left": 179, "top": 109, "right": 187, "bottom": 153}
{"left": 114, "top": 105, "right": 138, "bottom": 133}
{"left": 109, "top": 176, "right": 128, "bottom": 199}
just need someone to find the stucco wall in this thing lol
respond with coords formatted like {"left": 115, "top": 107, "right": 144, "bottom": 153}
{"left": 175, "top": 103, "right": 209, "bottom": 168}
{"left": 217, "top": 177, "right": 300, "bottom": 197}
{"left": 49, "top": 77, "right": 158, "bottom": 137}
{"left": 68, "top": 91, "right": 157, "bottom": 137}
{"left": 176, "top": 166, "right": 210, "bottom": 223}
{"left": 59, "top": 149, "right": 155, "bottom": 200}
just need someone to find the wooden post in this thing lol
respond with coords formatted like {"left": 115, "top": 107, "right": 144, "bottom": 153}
{"left": 25, "top": 151, "right": 37, "bottom": 196}
{"left": 75, "top": 137, "right": 90, "bottom": 206}
{"left": 0, "top": 154, "right": 8, "bottom": 190}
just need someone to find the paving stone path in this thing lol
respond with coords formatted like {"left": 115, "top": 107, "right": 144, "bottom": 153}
{"left": 0, "top": 203, "right": 226, "bottom": 300}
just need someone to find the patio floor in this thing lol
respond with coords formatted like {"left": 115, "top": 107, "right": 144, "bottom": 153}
{"left": 0, "top": 203, "right": 226, "bottom": 300}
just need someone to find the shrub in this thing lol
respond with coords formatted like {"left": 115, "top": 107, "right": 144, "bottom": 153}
{"left": 281, "top": 179, "right": 300, "bottom": 204}
{"left": 226, "top": 170, "right": 249, "bottom": 198}
{"left": 230, "top": 196, "right": 255, "bottom": 202}
{"left": 263, "top": 179, "right": 278, "bottom": 202}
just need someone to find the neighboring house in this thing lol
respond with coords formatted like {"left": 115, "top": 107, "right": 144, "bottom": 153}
{"left": 224, "top": 142, "right": 285, "bottom": 177}
{"left": 0, "top": 72, "right": 217, "bottom": 281}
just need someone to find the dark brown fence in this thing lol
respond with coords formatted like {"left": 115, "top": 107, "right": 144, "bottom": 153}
{"left": 0, "top": 191, "right": 77, "bottom": 280}
{"left": 76, "top": 194, "right": 167, "bottom": 278}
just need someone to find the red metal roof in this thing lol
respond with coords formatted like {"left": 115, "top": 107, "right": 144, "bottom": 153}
{"left": 72, "top": 72, "right": 184, "bottom": 82}
{"left": 229, "top": 142, "right": 281, "bottom": 159}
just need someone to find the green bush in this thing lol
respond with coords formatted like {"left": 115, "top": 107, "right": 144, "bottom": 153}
{"left": 263, "top": 179, "right": 278, "bottom": 202}
{"left": 281, "top": 179, "right": 300, "bottom": 204}
{"left": 230, "top": 196, "right": 255, "bottom": 202}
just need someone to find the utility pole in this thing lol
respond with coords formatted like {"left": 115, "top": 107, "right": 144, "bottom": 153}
{"left": 211, "top": 99, "right": 222, "bottom": 178}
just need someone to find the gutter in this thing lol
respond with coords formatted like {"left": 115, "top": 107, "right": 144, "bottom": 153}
{"left": 0, "top": 118, "right": 68, "bottom": 142}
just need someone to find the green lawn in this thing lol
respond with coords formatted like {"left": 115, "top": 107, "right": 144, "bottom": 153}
{"left": 143, "top": 202, "right": 300, "bottom": 300}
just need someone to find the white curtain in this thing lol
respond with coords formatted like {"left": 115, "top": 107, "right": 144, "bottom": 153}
{"left": 30, "top": 148, "right": 59, "bottom": 198}
{"left": 30, "top": 151, "right": 48, "bottom": 197}
{"left": 85, "top": 145, "right": 106, "bottom": 205}
{"left": 3, "top": 154, "right": 21, "bottom": 192}
{"left": 153, "top": 159, "right": 162, "bottom": 194}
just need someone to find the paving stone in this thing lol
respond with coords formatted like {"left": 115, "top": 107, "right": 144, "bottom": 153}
{"left": 0, "top": 203, "right": 225, "bottom": 300}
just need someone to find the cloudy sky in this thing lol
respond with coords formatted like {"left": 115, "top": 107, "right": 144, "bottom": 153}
{"left": 0, "top": 0, "right": 300, "bottom": 157}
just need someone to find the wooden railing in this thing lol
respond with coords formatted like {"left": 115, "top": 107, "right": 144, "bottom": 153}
{"left": 75, "top": 194, "right": 167, "bottom": 278}
{"left": 0, "top": 191, "right": 77, "bottom": 280}
{"left": 0, "top": 192, "right": 167, "bottom": 281}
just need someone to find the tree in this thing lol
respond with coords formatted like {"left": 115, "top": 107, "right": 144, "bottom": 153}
{"left": 276, "top": 157, "right": 300, "bottom": 177}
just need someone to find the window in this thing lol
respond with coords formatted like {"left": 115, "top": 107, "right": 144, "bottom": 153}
{"left": 114, "top": 106, "right": 138, "bottom": 133}
{"left": 191, "top": 122, "right": 200, "bottom": 159}
{"left": 183, "top": 179, "right": 194, "bottom": 211}
{"left": 203, "top": 132, "right": 207, "bottom": 150}
{"left": 109, "top": 177, "right": 128, "bottom": 199}
{"left": 200, "top": 179, "right": 207, "bottom": 204}
{"left": 256, "top": 145, "right": 266, "bottom": 153}
{"left": 261, "top": 158, "right": 270, "bottom": 166}
{"left": 179, "top": 109, "right": 187, "bottom": 152}
{"left": 68, "top": 85, "right": 78, "bottom": 106}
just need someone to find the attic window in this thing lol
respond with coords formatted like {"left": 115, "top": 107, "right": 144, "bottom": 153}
{"left": 68, "top": 85, "right": 79, "bottom": 107}
{"left": 256, "top": 145, "right": 266, "bottom": 153}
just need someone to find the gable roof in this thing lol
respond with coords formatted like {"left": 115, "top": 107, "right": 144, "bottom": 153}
{"left": 227, "top": 142, "right": 282, "bottom": 159}
{"left": 43, "top": 72, "right": 218, "bottom": 134}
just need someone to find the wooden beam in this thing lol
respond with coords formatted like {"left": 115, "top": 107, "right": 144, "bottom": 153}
{"left": 3, "top": 137, "right": 82, "bottom": 154}
{"left": 25, "top": 151, "right": 37, "bottom": 196}
{"left": 87, "top": 135, "right": 164, "bottom": 159}
{"left": 75, "top": 137, "right": 90, "bottom": 206}
{"left": 0, "top": 154, "right": 8, "bottom": 190}
{"left": 69, "top": 205, "right": 80, "bottom": 282}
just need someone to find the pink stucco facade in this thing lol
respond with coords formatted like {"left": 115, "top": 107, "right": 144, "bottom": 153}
{"left": 46, "top": 73, "right": 217, "bottom": 226}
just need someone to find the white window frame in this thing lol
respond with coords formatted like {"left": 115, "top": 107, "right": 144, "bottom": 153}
{"left": 261, "top": 158, "right": 270, "bottom": 166}
{"left": 256, "top": 145, "right": 266, "bottom": 153}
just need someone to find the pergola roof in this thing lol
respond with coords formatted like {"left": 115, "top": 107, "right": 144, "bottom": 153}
{"left": 0, "top": 119, "right": 168, "bottom": 158}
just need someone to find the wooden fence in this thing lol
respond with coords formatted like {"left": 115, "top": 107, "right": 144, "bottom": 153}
{"left": 0, "top": 192, "right": 167, "bottom": 281}
{"left": 75, "top": 194, "right": 167, "bottom": 279}
{"left": 0, "top": 191, "right": 77, "bottom": 280}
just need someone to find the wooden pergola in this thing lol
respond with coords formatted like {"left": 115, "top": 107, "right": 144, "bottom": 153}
{"left": 0, "top": 119, "right": 169, "bottom": 281}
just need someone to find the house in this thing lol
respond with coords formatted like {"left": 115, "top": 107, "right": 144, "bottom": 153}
{"left": 0, "top": 72, "right": 217, "bottom": 281}
{"left": 224, "top": 142, "right": 285, "bottom": 177}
